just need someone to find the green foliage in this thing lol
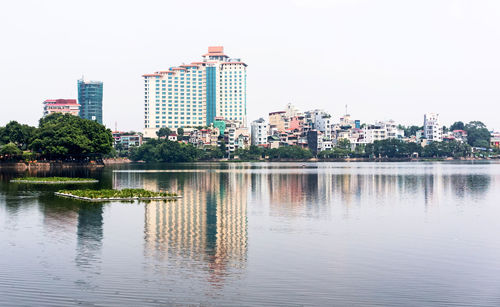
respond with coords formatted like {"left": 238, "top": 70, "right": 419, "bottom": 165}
{"left": 22, "top": 151, "right": 36, "bottom": 161}
{"left": 0, "top": 142, "right": 22, "bottom": 156}
{"left": 0, "top": 121, "right": 36, "bottom": 149}
{"left": 265, "top": 146, "right": 313, "bottom": 160}
{"left": 337, "top": 139, "right": 351, "bottom": 150}
{"left": 200, "top": 146, "right": 224, "bottom": 160}
{"left": 57, "top": 188, "right": 177, "bottom": 199}
{"left": 130, "top": 139, "right": 202, "bottom": 162}
{"left": 318, "top": 147, "right": 351, "bottom": 159}
{"left": 156, "top": 127, "right": 172, "bottom": 138}
{"left": 465, "top": 121, "right": 491, "bottom": 148}
{"left": 235, "top": 145, "right": 264, "bottom": 160}
{"left": 177, "top": 127, "right": 184, "bottom": 136}
{"left": 401, "top": 125, "right": 422, "bottom": 137}
{"left": 29, "top": 113, "right": 113, "bottom": 158}
{"left": 364, "top": 139, "right": 418, "bottom": 158}
{"left": 450, "top": 121, "right": 465, "bottom": 131}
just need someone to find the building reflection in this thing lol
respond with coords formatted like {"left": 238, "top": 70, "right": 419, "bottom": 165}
{"left": 262, "top": 166, "right": 493, "bottom": 215}
{"left": 120, "top": 171, "right": 249, "bottom": 287}
{"left": 75, "top": 204, "right": 104, "bottom": 268}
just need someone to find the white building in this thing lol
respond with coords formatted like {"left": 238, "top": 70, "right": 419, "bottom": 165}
{"left": 251, "top": 118, "right": 268, "bottom": 146}
{"left": 424, "top": 113, "right": 442, "bottom": 142}
{"left": 360, "top": 121, "right": 404, "bottom": 144}
{"left": 143, "top": 46, "right": 247, "bottom": 138}
{"left": 304, "top": 109, "right": 332, "bottom": 140}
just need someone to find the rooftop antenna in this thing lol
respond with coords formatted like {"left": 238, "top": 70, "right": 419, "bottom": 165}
{"left": 115, "top": 121, "right": 117, "bottom": 132}
{"left": 345, "top": 104, "right": 348, "bottom": 116}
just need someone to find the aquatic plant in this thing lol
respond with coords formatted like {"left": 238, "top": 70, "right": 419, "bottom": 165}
{"left": 57, "top": 188, "right": 177, "bottom": 199}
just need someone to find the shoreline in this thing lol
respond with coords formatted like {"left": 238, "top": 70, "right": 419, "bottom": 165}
{"left": 0, "top": 161, "right": 105, "bottom": 171}
{"left": 0, "top": 156, "right": 497, "bottom": 171}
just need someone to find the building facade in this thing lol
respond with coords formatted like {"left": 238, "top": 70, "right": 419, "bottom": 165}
{"left": 112, "top": 131, "right": 143, "bottom": 151}
{"left": 424, "top": 113, "right": 442, "bottom": 142}
{"left": 143, "top": 46, "right": 247, "bottom": 138}
{"left": 251, "top": 118, "right": 268, "bottom": 146}
{"left": 78, "top": 79, "right": 103, "bottom": 124}
{"left": 43, "top": 99, "right": 80, "bottom": 117}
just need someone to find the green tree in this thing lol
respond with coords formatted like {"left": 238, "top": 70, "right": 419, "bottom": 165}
{"left": 0, "top": 121, "right": 36, "bottom": 149}
{"left": 0, "top": 142, "right": 22, "bottom": 157}
{"left": 465, "top": 121, "right": 491, "bottom": 148}
{"left": 129, "top": 139, "right": 202, "bottom": 163}
{"left": 177, "top": 127, "right": 184, "bottom": 137}
{"left": 401, "top": 125, "right": 422, "bottom": 137}
{"left": 337, "top": 138, "right": 351, "bottom": 150}
{"left": 156, "top": 127, "right": 172, "bottom": 138}
{"left": 30, "top": 113, "right": 113, "bottom": 159}
{"left": 450, "top": 121, "right": 465, "bottom": 131}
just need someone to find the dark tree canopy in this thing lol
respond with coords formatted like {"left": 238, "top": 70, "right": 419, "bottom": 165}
{"left": 465, "top": 121, "right": 490, "bottom": 148}
{"left": 450, "top": 121, "right": 465, "bottom": 131}
{"left": 156, "top": 127, "right": 172, "bottom": 138}
{"left": 0, "top": 121, "right": 36, "bottom": 149}
{"left": 29, "top": 113, "right": 113, "bottom": 158}
{"left": 130, "top": 139, "right": 201, "bottom": 162}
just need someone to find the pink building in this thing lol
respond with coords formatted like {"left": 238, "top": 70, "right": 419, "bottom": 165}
{"left": 43, "top": 99, "right": 80, "bottom": 117}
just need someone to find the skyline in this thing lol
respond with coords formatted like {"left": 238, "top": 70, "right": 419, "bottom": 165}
{"left": 1, "top": 0, "right": 500, "bottom": 131}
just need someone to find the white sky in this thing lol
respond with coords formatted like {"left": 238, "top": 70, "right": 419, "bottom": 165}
{"left": 1, "top": 0, "right": 499, "bottom": 131}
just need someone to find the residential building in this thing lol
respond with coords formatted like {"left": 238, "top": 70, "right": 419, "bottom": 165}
{"left": 112, "top": 131, "right": 143, "bottom": 151}
{"left": 43, "top": 99, "right": 80, "bottom": 117}
{"left": 424, "top": 113, "right": 442, "bottom": 142}
{"left": 188, "top": 128, "right": 220, "bottom": 148}
{"left": 251, "top": 118, "right": 268, "bottom": 146}
{"left": 268, "top": 111, "right": 287, "bottom": 133}
{"left": 143, "top": 46, "right": 247, "bottom": 138}
{"left": 78, "top": 79, "right": 103, "bottom": 124}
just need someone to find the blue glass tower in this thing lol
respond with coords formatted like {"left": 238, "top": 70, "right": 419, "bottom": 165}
{"left": 78, "top": 79, "right": 103, "bottom": 124}
{"left": 205, "top": 66, "right": 216, "bottom": 125}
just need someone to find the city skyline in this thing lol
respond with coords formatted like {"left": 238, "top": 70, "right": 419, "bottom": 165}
{"left": 1, "top": 0, "right": 500, "bottom": 131}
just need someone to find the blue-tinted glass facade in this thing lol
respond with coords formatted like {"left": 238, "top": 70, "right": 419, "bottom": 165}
{"left": 206, "top": 67, "right": 216, "bottom": 125}
{"left": 78, "top": 79, "right": 103, "bottom": 124}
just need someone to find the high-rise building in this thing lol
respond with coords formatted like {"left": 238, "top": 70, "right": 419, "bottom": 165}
{"left": 143, "top": 46, "right": 247, "bottom": 138}
{"left": 424, "top": 113, "right": 442, "bottom": 142}
{"left": 43, "top": 99, "right": 80, "bottom": 117}
{"left": 78, "top": 79, "right": 103, "bottom": 124}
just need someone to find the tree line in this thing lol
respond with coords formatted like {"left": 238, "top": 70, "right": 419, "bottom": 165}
{"left": 0, "top": 113, "right": 113, "bottom": 161}
{"left": 400, "top": 121, "right": 491, "bottom": 148}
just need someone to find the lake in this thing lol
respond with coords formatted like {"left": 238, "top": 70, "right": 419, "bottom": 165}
{"left": 1, "top": 162, "right": 500, "bottom": 306}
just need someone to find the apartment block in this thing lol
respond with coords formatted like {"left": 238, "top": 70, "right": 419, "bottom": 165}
{"left": 143, "top": 46, "right": 247, "bottom": 138}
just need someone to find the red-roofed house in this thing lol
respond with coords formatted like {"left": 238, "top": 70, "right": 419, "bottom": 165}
{"left": 43, "top": 99, "right": 80, "bottom": 117}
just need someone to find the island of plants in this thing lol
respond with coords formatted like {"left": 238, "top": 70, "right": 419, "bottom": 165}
{"left": 10, "top": 177, "right": 99, "bottom": 184}
{"left": 55, "top": 188, "right": 181, "bottom": 202}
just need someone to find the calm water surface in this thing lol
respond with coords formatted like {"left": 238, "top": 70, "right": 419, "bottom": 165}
{"left": 1, "top": 162, "right": 500, "bottom": 306}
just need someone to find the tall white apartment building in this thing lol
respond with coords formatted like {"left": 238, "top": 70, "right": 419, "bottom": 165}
{"left": 143, "top": 46, "right": 247, "bottom": 138}
{"left": 251, "top": 118, "right": 268, "bottom": 146}
{"left": 424, "top": 113, "right": 442, "bottom": 142}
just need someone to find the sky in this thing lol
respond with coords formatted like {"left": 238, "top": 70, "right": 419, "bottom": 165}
{"left": 1, "top": 0, "right": 499, "bottom": 131}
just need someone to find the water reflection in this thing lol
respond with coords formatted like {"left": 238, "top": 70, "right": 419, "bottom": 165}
{"left": 75, "top": 204, "right": 104, "bottom": 269}
{"left": 112, "top": 171, "right": 249, "bottom": 288}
